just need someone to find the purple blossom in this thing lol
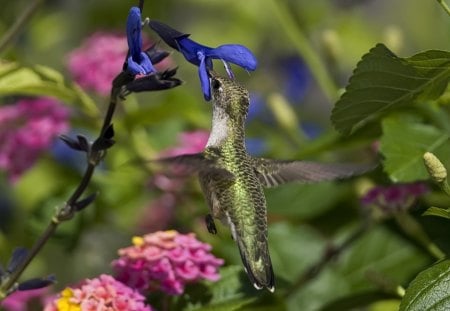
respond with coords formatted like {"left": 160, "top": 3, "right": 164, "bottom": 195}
{"left": 0, "top": 97, "right": 69, "bottom": 182}
{"left": 361, "top": 182, "right": 429, "bottom": 213}
{"left": 43, "top": 274, "right": 152, "bottom": 311}
{"left": 112, "top": 230, "right": 224, "bottom": 295}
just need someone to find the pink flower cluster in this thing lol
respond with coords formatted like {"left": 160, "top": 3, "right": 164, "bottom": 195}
{"left": 0, "top": 97, "right": 69, "bottom": 182}
{"left": 112, "top": 230, "right": 224, "bottom": 295}
{"left": 1, "top": 288, "right": 49, "bottom": 311}
{"left": 361, "top": 182, "right": 429, "bottom": 213}
{"left": 44, "top": 274, "right": 152, "bottom": 311}
{"left": 68, "top": 32, "right": 128, "bottom": 96}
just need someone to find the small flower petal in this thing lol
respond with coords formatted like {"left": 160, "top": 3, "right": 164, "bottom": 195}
{"left": 206, "top": 44, "right": 257, "bottom": 71}
{"left": 148, "top": 20, "right": 190, "bottom": 51}
{"left": 198, "top": 52, "right": 212, "bottom": 100}
{"left": 127, "top": 7, "right": 144, "bottom": 61}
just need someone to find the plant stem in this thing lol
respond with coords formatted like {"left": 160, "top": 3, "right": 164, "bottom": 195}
{"left": 0, "top": 0, "right": 44, "bottom": 54}
{"left": 436, "top": 0, "right": 450, "bottom": 16}
{"left": 284, "top": 223, "right": 368, "bottom": 298}
{"left": 267, "top": 0, "right": 339, "bottom": 103}
{"left": 0, "top": 81, "right": 122, "bottom": 299}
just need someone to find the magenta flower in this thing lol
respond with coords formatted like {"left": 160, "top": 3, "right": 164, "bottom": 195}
{"left": 112, "top": 230, "right": 224, "bottom": 295}
{"left": 1, "top": 288, "right": 48, "bottom": 311}
{"left": 0, "top": 97, "right": 69, "bottom": 182}
{"left": 361, "top": 182, "right": 429, "bottom": 213}
{"left": 43, "top": 274, "right": 152, "bottom": 311}
{"left": 68, "top": 32, "right": 128, "bottom": 96}
{"left": 163, "top": 130, "right": 210, "bottom": 157}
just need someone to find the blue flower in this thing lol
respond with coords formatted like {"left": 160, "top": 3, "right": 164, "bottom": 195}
{"left": 120, "top": 7, "right": 182, "bottom": 93}
{"left": 126, "top": 7, "right": 155, "bottom": 75}
{"left": 149, "top": 20, "right": 257, "bottom": 100}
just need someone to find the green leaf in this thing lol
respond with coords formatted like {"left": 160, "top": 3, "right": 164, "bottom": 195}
{"left": 399, "top": 259, "right": 450, "bottom": 311}
{"left": 379, "top": 116, "right": 450, "bottom": 182}
{"left": 0, "top": 66, "right": 75, "bottom": 101}
{"left": 336, "top": 226, "right": 430, "bottom": 291}
{"left": 266, "top": 182, "right": 351, "bottom": 219}
{"left": 321, "top": 291, "right": 399, "bottom": 311}
{"left": 331, "top": 44, "right": 450, "bottom": 135}
{"left": 189, "top": 298, "right": 258, "bottom": 311}
{"left": 423, "top": 206, "right": 450, "bottom": 219}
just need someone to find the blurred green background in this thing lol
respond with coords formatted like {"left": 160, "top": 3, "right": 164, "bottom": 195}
{"left": 1, "top": 0, "right": 450, "bottom": 310}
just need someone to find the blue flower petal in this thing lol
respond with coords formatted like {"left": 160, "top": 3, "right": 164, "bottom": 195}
{"left": 139, "top": 52, "right": 156, "bottom": 73}
{"left": 127, "top": 56, "right": 143, "bottom": 75}
{"left": 127, "top": 7, "right": 143, "bottom": 62}
{"left": 206, "top": 44, "right": 257, "bottom": 71}
{"left": 149, "top": 20, "right": 190, "bottom": 50}
{"left": 177, "top": 37, "right": 213, "bottom": 66}
{"left": 127, "top": 53, "right": 155, "bottom": 75}
{"left": 198, "top": 52, "right": 211, "bottom": 100}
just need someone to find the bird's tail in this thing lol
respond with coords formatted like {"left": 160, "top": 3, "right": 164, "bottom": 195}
{"left": 236, "top": 235, "right": 275, "bottom": 292}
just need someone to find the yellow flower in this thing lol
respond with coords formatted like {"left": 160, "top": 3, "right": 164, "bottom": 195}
{"left": 55, "top": 288, "right": 81, "bottom": 311}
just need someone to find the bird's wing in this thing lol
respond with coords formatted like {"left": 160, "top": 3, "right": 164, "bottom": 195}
{"left": 152, "top": 152, "right": 235, "bottom": 180}
{"left": 251, "top": 157, "right": 375, "bottom": 188}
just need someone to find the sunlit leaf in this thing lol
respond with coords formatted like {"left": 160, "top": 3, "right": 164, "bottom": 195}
{"left": 0, "top": 66, "right": 75, "bottom": 101}
{"left": 423, "top": 206, "right": 450, "bottom": 219}
{"left": 331, "top": 44, "right": 450, "bottom": 135}
{"left": 399, "top": 259, "right": 450, "bottom": 311}
{"left": 379, "top": 116, "right": 450, "bottom": 182}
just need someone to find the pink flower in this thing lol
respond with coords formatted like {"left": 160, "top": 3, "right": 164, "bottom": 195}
{"left": 112, "top": 230, "right": 224, "bottom": 295}
{"left": 152, "top": 130, "right": 209, "bottom": 192}
{"left": 0, "top": 97, "right": 69, "bottom": 182}
{"left": 1, "top": 288, "right": 48, "bottom": 311}
{"left": 163, "top": 131, "right": 210, "bottom": 157}
{"left": 43, "top": 274, "right": 152, "bottom": 311}
{"left": 68, "top": 32, "right": 127, "bottom": 96}
{"left": 67, "top": 32, "right": 173, "bottom": 96}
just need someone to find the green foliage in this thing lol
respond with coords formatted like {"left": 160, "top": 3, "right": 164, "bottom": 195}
{"left": 379, "top": 116, "right": 450, "bottom": 182}
{"left": 423, "top": 206, "right": 450, "bottom": 219}
{"left": 2, "top": 0, "right": 450, "bottom": 310}
{"left": 331, "top": 44, "right": 450, "bottom": 135}
{"left": 399, "top": 260, "right": 450, "bottom": 311}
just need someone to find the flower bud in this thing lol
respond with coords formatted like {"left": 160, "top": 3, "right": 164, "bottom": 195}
{"left": 423, "top": 152, "right": 447, "bottom": 183}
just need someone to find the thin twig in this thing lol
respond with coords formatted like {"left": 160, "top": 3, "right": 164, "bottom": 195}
{"left": 0, "top": 80, "right": 123, "bottom": 297}
{"left": 0, "top": 0, "right": 44, "bottom": 54}
{"left": 436, "top": 0, "right": 450, "bottom": 16}
{"left": 284, "top": 224, "right": 368, "bottom": 298}
{"left": 267, "top": 0, "right": 339, "bottom": 102}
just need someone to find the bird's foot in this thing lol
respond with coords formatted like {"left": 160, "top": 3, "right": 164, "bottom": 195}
{"left": 205, "top": 214, "right": 217, "bottom": 234}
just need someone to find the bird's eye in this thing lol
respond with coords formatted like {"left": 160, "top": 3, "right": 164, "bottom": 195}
{"left": 211, "top": 78, "right": 221, "bottom": 90}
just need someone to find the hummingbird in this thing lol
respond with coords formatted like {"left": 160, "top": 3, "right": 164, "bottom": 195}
{"left": 154, "top": 74, "right": 374, "bottom": 292}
